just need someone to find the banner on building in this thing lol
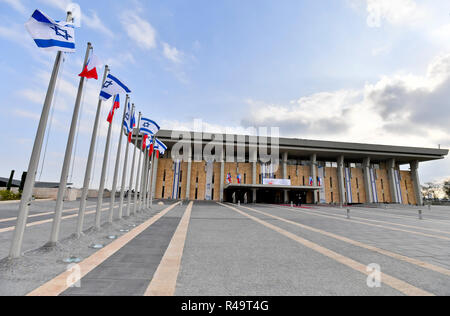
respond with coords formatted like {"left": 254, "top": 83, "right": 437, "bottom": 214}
{"left": 263, "top": 179, "right": 291, "bottom": 186}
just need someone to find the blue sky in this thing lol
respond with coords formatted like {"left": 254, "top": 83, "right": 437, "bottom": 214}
{"left": 1, "top": 0, "right": 450, "bottom": 189}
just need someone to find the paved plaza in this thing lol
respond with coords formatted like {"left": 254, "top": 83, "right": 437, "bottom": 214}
{"left": 0, "top": 200, "right": 450, "bottom": 296}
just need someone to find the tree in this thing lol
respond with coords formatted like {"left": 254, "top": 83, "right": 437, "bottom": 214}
{"left": 421, "top": 182, "right": 441, "bottom": 200}
{"left": 443, "top": 181, "right": 450, "bottom": 199}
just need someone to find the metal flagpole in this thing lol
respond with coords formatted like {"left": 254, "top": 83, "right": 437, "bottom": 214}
{"left": 148, "top": 137, "right": 156, "bottom": 208}
{"left": 95, "top": 96, "right": 115, "bottom": 229}
{"left": 127, "top": 111, "right": 140, "bottom": 217}
{"left": 76, "top": 65, "right": 109, "bottom": 237}
{"left": 133, "top": 137, "right": 143, "bottom": 215}
{"left": 140, "top": 147, "right": 148, "bottom": 212}
{"left": 150, "top": 149, "right": 159, "bottom": 208}
{"left": 108, "top": 94, "right": 129, "bottom": 223}
{"left": 143, "top": 147, "right": 150, "bottom": 210}
{"left": 144, "top": 147, "right": 150, "bottom": 209}
{"left": 9, "top": 12, "right": 73, "bottom": 258}
{"left": 48, "top": 42, "right": 92, "bottom": 246}
{"left": 118, "top": 104, "right": 134, "bottom": 219}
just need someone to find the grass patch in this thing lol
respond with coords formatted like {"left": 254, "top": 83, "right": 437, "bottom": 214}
{"left": 0, "top": 190, "right": 22, "bottom": 201}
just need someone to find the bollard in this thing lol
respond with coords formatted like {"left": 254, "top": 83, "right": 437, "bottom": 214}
{"left": 418, "top": 209, "right": 423, "bottom": 220}
{"left": 347, "top": 209, "right": 350, "bottom": 219}
{"left": 291, "top": 202, "right": 294, "bottom": 208}
{"left": 238, "top": 200, "right": 240, "bottom": 206}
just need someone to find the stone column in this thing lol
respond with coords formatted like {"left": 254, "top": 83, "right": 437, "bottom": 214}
{"left": 387, "top": 159, "right": 399, "bottom": 203}
{"left": 410, "top": 161, "right": 423, "bottom": 206}
{"left": 282, "top": 152, "right": 289, "bottom": 203}
{"left": 363, "top": 157, "right": 373, "bottom": 203}
{"left": 311, "top": 153, "right": 318, "bottom": 204}
{"left": 219, "top": 150, "right": 225, "bottom": 202}
{"left": 251, "top": 146, "right": 258, "bottom": 203}
{"left": 185, "top": 145, "right": 192, "bottom": 201}
{"left": 337, "top": 155, "right": 346, "bottom": 207}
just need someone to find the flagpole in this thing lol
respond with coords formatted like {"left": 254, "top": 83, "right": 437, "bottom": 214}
{"left": 133, "top": 137, "right": 143, "bottom": 215}
{"left": 145, "top": 147, "right": 150, "bottom": 209}
{"left": 108, "top": 94, "right": 129, "bottom": 223}
{"left": 118, "top": 104, "right": 134, "bottom": 219}
{"left": 76, "top": 65, "right": 109, "bottom": 237}
{"left": 149, "top": 138, "right": 157, "bottom": 208}
{"left": 95, "top": 96, "right": 115, "bottom": 229}
{"left": 140, "top": 147, "right": 148, "bottom": 211}
{"left": 9, "top": 12, "right": 73, "bottom": 258}
{"left": 48, "top": 42, "right": 91, "bottom": 246}
{"left": 127, "top": 111, "right": 141, "bottom": 217}
{"left": 148, "top": 137, "right": 156, "bottom": 208}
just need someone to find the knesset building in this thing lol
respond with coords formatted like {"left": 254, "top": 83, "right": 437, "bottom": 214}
{"left": 148, "top": 130, "right": 448, "bottom": 205}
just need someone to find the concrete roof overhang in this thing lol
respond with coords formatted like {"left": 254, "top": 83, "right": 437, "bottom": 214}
{"left": 132, "top": 130, "right": 449, "bottom": 165}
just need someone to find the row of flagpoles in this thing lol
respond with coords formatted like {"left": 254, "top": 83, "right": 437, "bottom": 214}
{"left": 10, "top": 9, "right": 167, "bottom": 258}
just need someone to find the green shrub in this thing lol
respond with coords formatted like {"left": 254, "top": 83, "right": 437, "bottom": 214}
{"left": 0, "top": 190, "right": 22, "bottom": 201}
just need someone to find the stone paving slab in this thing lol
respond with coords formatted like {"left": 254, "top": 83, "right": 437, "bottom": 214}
{"left": 61, "top": 206, "right": 186, "bottom": 296}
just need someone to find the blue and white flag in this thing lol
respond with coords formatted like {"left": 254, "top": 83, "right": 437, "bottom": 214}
{"left": 123, "top": 99, "right": 133, "bottom": 133}
{"left": 25, "top": 9, "right": 76, "bottom": 53}
{"left": 154, "top": 138, "right": 167, "bottom": 155}
{"left": 100, "top": 74, "right": 131, "bottom": 101}
{"left": 140, "top": 117, "right": 160, "bottom": 136}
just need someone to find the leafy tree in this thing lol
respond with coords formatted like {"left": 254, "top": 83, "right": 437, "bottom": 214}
{"left": 443, "top": 181, "right": 450, "bottom": 199}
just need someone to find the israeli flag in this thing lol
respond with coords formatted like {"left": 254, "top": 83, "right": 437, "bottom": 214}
{"left": 123, "top": 99, "right": 133, "bottom": 133}
{"left": 140, "top": 117, "right": 160, "bottom": 136}
{"left": 25, "top": 10, "right": 76, "bottom": 53}
{"left": 100, "top": 74, "right": 132, "bottom": 101}
{"left": 155, "top": 138, "right": 167, "bottom": 155}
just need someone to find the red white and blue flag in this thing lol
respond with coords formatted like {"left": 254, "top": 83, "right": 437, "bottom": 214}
{"left": 309, "top": 176, "right": 314, "bottom": 186}
{"left": 237, "top": 174, "right": 242, "bottom": 184}
{"left": 79, "top": 54, "right": 102, "bottom": 80}
{"left": 107, "top": 95, "right": 120, "bottom": 124}
{"left": 227, "top": 173, "right": 232, "bottom": 184}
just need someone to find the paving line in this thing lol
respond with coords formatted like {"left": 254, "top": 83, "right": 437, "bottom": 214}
{"left": 290, "top": 207, "right": 450, "bottom": 235}
{"left": 144, "top": 201, "right": 193, "bottom": 296}
{"left": 270, "top": 205, "right": 450, "bottom": 241}
{"left": 27, "top": 202, "right": 181, "bottom": 296}
{"left": 341, "top": 207, "right": 450, "bottom": 226}
{"left": 0, "top": 203, "right": 135, "bottom": 234}
{"left": 219, "top": 203, "right": 434, "bottom": 296}
{"left": 242, "top": 205, "right": 450, "bottom": 277}
{"left": 0, "top": 204, "right": 98, "bottom": 224}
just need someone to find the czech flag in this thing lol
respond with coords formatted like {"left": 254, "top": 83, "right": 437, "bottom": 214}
{"left": 79, "top": 54, "right": 102, "bottom": 80}
{"left": 227, "top": 173, "right": 232, "bottom": 184}
{"left": 107, "top": 95, "right": 120, "bottom": 124}
{"left": 148, "top": 143, "right": 154, "bottom": 157}
{"left": 237, "top": 174, "right": 242, "bottom": 184}
{"left": 142, "top": 134, "right": 148, "bottom": 151}
{"left": 309, "top": 176, "right": 314, "bottom": 186}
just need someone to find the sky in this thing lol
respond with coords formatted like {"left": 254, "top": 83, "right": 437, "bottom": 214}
{"left": 0, "top": 0, "right": 450, "bottom": 189}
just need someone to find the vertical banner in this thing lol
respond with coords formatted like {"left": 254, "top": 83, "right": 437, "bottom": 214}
{"left": 394, "top": 170, "right": 403, "bottom": 204}
{"left": 345, "top": 167, "right": 353, "bottom": 204}
{"left": 171, "top": 161, "right": 181, "bottom": 200}
{"left": 318, "top": 166, "right": 326, "bottom": 204}
{"left": 205, "top": 160, "right": 214, "bottom": 201}
{"left": 370, "top": 168, "right": 379, "bottom": 203}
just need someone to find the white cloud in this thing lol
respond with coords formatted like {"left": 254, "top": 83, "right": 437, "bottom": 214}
{"left": 365, "top": 0, "right": 427, "bottom": 28}
{"left": 13, "top": 109, "right": 40, "bottom": 120}
{"left": 120, "top": 11, "right": 157, "bottom": 50}
{"left": 162, "top": 42, "right": 182, "bottom": 63}
{"left": 241, "top": 53, "right": 450, "bottom": 150}
{"left": 0, "top": 0, "right": 26, "bottom": 14}
{"left": 83, "top": 10, "right": 114, "bottom": 38}
{"left": 38, "top": 0, "right": 70, "bottom": 11}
